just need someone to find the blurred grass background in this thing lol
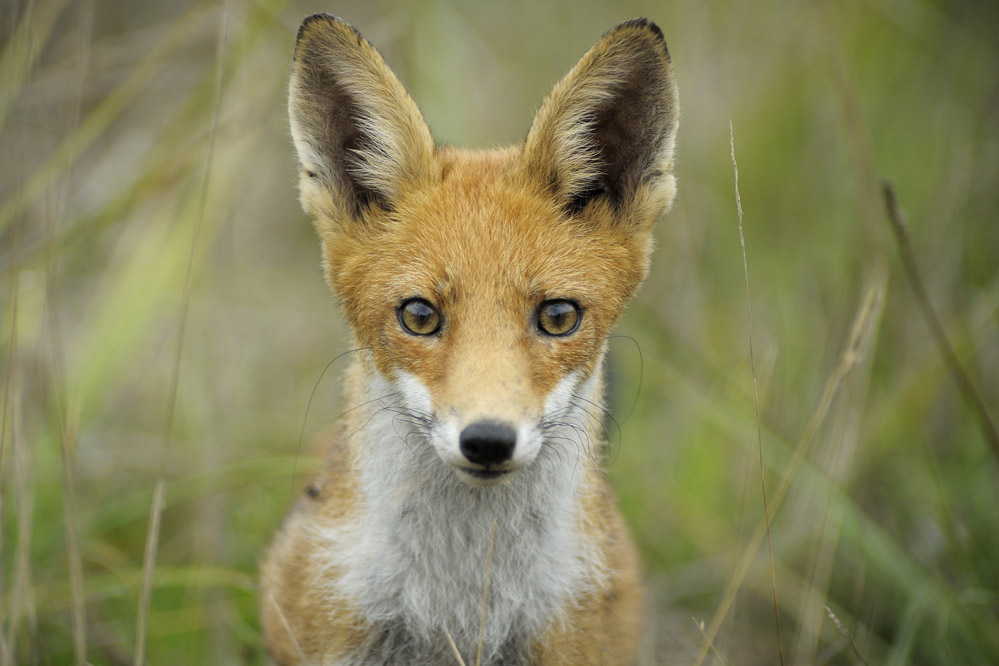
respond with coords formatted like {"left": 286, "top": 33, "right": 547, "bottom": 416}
{"left": 1, "top": 0, "right": 997, "bottom": 664}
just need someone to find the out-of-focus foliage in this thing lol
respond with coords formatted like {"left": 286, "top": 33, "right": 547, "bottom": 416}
{"left": 1, "top": 0, "right": 996, "bottom": 664}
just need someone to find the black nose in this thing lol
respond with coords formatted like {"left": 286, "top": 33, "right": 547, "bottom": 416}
{"left": 459, "top": 421, "right": 516, "bottom": 466}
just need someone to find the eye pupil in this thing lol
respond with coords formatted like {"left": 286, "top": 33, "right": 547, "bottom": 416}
{"left": 538, "top": 300, "right": 581, "bottom": 336}
{"left": 399, "top": 298, "right": 441, "bottom": 336}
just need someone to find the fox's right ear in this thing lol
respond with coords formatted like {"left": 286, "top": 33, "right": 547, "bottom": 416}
{"left": 289, "top": 14, "right": 435, "bottom": 227}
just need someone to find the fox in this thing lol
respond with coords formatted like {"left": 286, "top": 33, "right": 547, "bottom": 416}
{"left": 260, "top": 13, "right": 679, "bottom": 666}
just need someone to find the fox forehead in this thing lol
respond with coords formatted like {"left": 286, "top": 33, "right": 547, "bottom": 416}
{"left": 328, "top": 148, "right": 647, "bottom": 326}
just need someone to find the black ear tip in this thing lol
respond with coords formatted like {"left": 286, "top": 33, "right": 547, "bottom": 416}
{"left": 624, "top": 17, "right": 664, "bottom": 41}
{"left": 296, "top": 13, "right": 337, "bottom": 44}
{"left": 295, "top": 13, "right": 367, "bottom": 57}
{"left": 621, "top": 18, "right": 672, "bottom": 62}
{"left": 606, "top": 17, "right": 671, "bottom": 64}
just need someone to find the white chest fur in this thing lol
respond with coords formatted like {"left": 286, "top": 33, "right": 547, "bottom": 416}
{"left": 309, "top": 375, "right": 609, "bottom": 664}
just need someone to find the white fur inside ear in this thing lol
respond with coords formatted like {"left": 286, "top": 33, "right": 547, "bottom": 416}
{"left": 289, "top": 115, "right": 325, "bottom": 180}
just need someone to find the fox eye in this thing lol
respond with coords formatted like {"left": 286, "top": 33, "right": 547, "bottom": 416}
{"left": 398, "top": 298, "right": 441, "bottom": 336}
{"left": 537, "top": 300, "right": 581, "bottom": 337}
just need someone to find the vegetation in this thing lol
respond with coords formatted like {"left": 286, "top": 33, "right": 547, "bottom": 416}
{"left": 1, "top": 0, "right": 996, "bottom": 664}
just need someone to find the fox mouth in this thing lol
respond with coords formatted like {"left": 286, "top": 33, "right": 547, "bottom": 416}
{"left": 464, "top": 468, "right": 509, "bottom": 480}
{"left": 454, "top": 465, "right": 514, "bottom": 485}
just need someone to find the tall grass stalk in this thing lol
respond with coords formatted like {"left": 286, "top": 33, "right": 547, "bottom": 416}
{"left": 693, "top": 278, "right": 884, "bottom": 665}
{"left": 882, "top": 182, "right": 999, "bottom": 460}
{"left": 729, "top": 122, "right": 784, "bottom": 665}
{"left": 133, "top": 1, "right": 231, "bottom": 664}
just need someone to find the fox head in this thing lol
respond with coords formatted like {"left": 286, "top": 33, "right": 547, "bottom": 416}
{"left": 289, "top": 15, "right": 678, "bottom": 486}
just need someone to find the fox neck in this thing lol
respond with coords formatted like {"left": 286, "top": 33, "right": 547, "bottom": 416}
{"left": 332, "top": 349, "right": 611, "bottom": 662}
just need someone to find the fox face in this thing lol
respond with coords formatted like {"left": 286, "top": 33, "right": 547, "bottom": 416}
{"left": 289, "top": 15, "right": 678, "bottom": 487}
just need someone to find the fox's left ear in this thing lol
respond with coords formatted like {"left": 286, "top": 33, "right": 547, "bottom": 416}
{"left": 523, "top": 18, "right": 679, "bottom": 226}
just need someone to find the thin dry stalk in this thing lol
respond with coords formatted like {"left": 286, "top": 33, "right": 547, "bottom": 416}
{"left": 0, "top": 216, "right": 18, "bottom": 666}
{"left": 476, "top": 513, "right": 498, "bottom": 666}
{"left": 7, "top": 400, "right": 36, "bottom": 661}
{"left": 694, "top": 277, "right": 884, "bottom": 666}
{"left": 693, "top": 617, "right": 730, "bottom": 666}
{"left": 0, "top": 2, "right": 37, "bottom": 659}
{"left": 57, "top": 403, "right": 86, "bottom": 666}
{"left": 133, "top": 5, "right": 230, "bottom": 664}
{"left": 824, "top": 605, "right": 870, "bottom": 666}
{"left": 881, "top": 182, "right": 999, "bottom": 463}
{"left": 266, "top": 591, "right": 305, "bottom": 663}
{"left": 729, "top": 121, "right": 785, "bottom": 666}
{"left": 1, "top": 132, "right": 32, "bottom": 664}
{"left": 0, "top": 121, "right": 22, "bottom": 636}
{"left": 445, "top": 628, "right": 468, "bottom": 666}
{"left": 134, "top": 477, "right": 164, "bottom": 666}
{"left": 48, "top": 3, "right": 94, "bottom": 663}
{"left": 178, "top": 5, "right": 232, "bottom": 660}
{"left": 791, "top": 278, "right": 885, "bottom": 662}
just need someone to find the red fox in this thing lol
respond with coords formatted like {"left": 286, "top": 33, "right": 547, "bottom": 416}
{"left": 261, "top": 14, "right": 678, "bottom": 665}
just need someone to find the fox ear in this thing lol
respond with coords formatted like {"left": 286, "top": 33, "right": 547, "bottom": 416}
{"left": 523, "top": 18, "right": 679, "bottom": 223}
{"left": 289, "top": 14, "right": 435, "bottom": 222}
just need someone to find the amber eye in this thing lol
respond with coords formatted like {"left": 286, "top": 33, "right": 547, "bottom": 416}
{"left": 537, "top": 299, "right": 581, "bottom": 337}
{"left": 398, "top": 298, "right": 441, "bottom": 336}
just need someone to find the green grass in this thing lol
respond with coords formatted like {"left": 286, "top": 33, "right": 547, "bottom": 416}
{"left": 2, "top": 0, "right": 997, "bottom": 664}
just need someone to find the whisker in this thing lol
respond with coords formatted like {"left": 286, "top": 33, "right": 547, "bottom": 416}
{"left": 607, "top": 333, "right": 644, "bottom": 426}
{"left": 546, "top": 418, "right": 601, "bottom": 466}
{"left": 570, "top": 393, "right": 621, "bottom": 442}
{"left": 343, "top": 393, "right": 407, "bottom": 442}
{"left": 292, "top": 346, "right": 373, "bottom": 492}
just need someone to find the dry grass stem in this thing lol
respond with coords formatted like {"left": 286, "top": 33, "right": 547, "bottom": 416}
{"left": 133, "top": 477, "right": 164, "bottom": 666}
{"left": 445, "top": 627, "right": 468, "bottom": 666}
{"left": 825, "top": 606, "right": 870, "bottom": 666}
{"left": 1, "top": 180, "right": 31, "bottom": 664}
{"left": 729, "top": 121, "right": 785, "bottom": 666}
{"left": 134, "top": 5, "right": 230, "bottom": 663}
{"left": 50, "top": 4, "right": 94, "bottom": 662}
{"left": 9, "top": 427, "right": 36, "bottom": 660}
{"left": 693, "top": 617, "right": 730, "bottom": 666}
{"left": 881, "top": 181, "right": 999, "bottom": 462}
{"left": 476, "top": 513, "right": 499, "bottom": 666}
{"left": 695, "top": 279, "right": 884, "bottom": 665}
{"left": 7, "top": 414, "right": 36, "bottom": 662}
{"left": 266, "top": 591, "right": 305, "bottom": 663}
{"left": 57, "top": 404, "right": 86, "bottom": 666}
{"left": 0, "top": 250, "right": 17, "bottom": 666}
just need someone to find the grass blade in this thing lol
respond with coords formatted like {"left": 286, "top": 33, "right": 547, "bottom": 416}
{"left": 882, "top": 181, "right": 999, "bottom": 462}
{"left": 729, "top": 121, "right": 785, "bottom": 666}
{"left": 133, "top": 477, "right": 165, "bottom": 666}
